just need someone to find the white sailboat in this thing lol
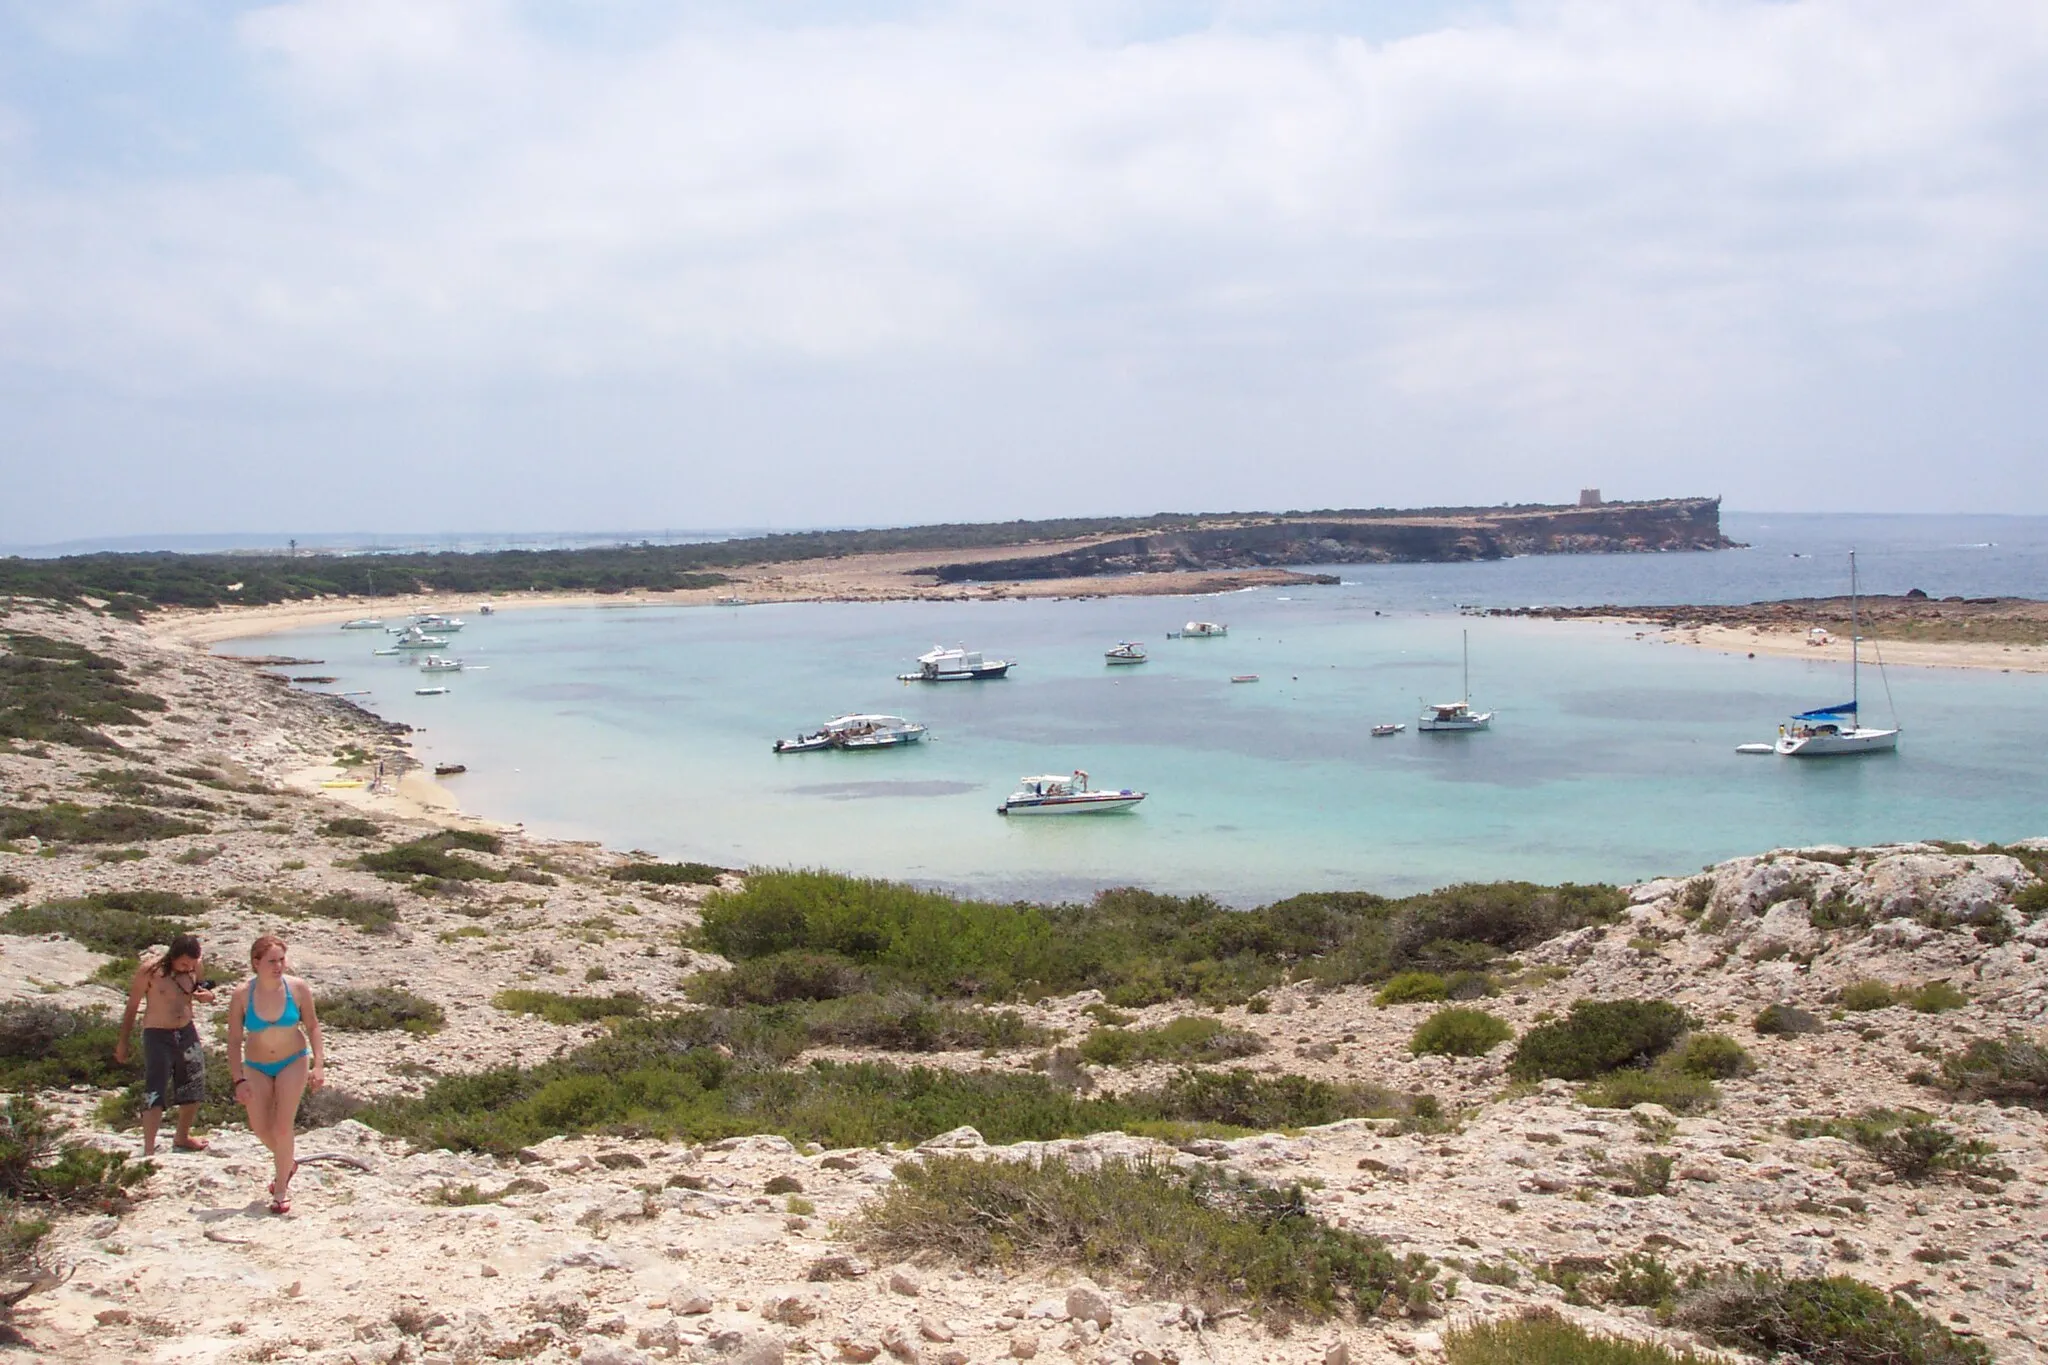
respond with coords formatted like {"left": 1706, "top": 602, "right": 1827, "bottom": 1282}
{"left": 1419, "top": 630, "right": 1493, "bottom": 732}
{"left": 1774, "top": 551, "right": 1900, "bottom": 757}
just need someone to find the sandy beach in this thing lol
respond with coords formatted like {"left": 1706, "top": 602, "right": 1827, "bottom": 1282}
{"left": 1604, "top": 619, "right": 2048, "bottom": 674}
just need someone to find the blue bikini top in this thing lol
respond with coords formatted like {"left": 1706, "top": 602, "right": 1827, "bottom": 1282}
{"left": 244, "top": 980, "right": 301, "bottom": 1032}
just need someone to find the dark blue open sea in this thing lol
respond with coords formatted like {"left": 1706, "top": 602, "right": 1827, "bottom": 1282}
{"left": 221, "top": 513, "right": 2048, "bottom": 904}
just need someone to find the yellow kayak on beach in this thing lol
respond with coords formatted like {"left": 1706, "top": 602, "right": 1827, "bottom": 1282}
{"left": 319, "top": 779, "right": 366, "bottom": 789}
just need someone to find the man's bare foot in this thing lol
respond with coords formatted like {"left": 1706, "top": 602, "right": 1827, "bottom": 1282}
{"left": 172, "top": 1137, "right": 209, "bottom": 1152}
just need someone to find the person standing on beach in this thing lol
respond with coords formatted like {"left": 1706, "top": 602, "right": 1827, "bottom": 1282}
{"left": 114, "top": 934, "right": 216, "bottom": 1156}
{"left": 225, "top": 935, "right": 326, "bottom": 1214}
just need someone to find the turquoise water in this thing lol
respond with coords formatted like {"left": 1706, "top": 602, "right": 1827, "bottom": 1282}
{"left": 223, "top": 529, "right": 2048, "bottom": 903}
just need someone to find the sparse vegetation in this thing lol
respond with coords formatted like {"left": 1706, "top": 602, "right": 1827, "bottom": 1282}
{"left": 1753, "top": 1003, "right": 1822, "bottom": 1036}
{"left": 304, "top": 891, "right": 401, "bottom": 934}
{"left": 0, "top": 802, "right": 205, "bottom": 845}
{"left": 1079, "top": 1016, "right": 1265, "bottom": 1066}
{"left": 358, "top": 833, "right": 508, "bottom": 884}
{"left": 1838, "top": 980, "right": 1896, "bottom": 1012}
{"left": 1786, "top": 1110, "right": 2008, "bottom": 1184}
{"left": 0, "top": 890, "right": 205, "bottom": 956}
{"left": 1908, "top": 980, "right": 1968, "bottom": 1013}
{"left": 490, "top": 990, "right": 645, "bottom": 1025}
{"left": 1676, "top": 1270, "right": 1991, "bottom": 1364}
{"left": 1578, "top": 1069, "right": 1719, "bottom": 1115}
{"left": 1932, "top": 1033, "right": 2047, "bottom": 1108}
{"left": 1669, "top": 1032, "right": 1753, "bottom": 1079}
{"left": 1374, "top": 971, "right": 1448, "bottom": 1005}
{"left": 1445, "top": 1309, "right": 1714, "bottom": 1365}
{"left": 685, "top": 951, "right": 872, "bottom": 1005}
{"left": 1409, "top": 1007, "right": 1513, "bottom": 1058}
{"left": 853, "top": 1154, "right": 1435, "bottom": 1319}
{"left": 798, "top": 993, "right": 1052, "bottom": 1053}
{"left": 0, "top": 1002, "right": 136, "bottom": 1092}
{"left": 320, "top": 987, "right": 446, "bottom": 1036}
{"left": 319, "top": 816, "right": 381, "bottom": 839}
{"left": 0, "top": 874, "right": 27, "bottom": 899}
{"left": 0, "top": 632, "right": 167, "bottom": 748}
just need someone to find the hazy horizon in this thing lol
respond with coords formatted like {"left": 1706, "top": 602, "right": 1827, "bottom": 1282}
{"left": 5, "top": 2, "right": 2045, "bottom": 544}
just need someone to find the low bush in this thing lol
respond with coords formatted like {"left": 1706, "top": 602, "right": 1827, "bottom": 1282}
{"left": 1753, "top": 1003, "right": 1823, "bottom": 1036}
{"left": 305, "top": 891, "right": 401, "bottom": 934}
{"left": 0, "top": 802, "right": 204, "bottom": 845}
{"left": 1374, "top": 971, "right": 1448, "bottom": 1006}
{"left": 1444, "top": 1309, "right": 1715, "bottom": 1365}
{"left": 1604, "top": 1153, "right": 1674, "bottom": 1198}
{"left": 1670, "top": 1032, "right": 1753, "bottom": 1079}
{"left": 612, "top": 860, "right": 726, "bottom": 886}
{"left": 0, "top": 632, "right": 167, "bottom": 749}
{"left": 1787, "top": 1109, "right": 2007, "bottom": 1184}
{"left": 685, "top": 950, "right": 872, "bottom": 1005}
{"left": 1838, "top": 980, "right": 1895, "bottom": 1012}
{"left": 319, "top": 816, "right": 381, "bottom": 839}
{"left": 0, "top": 874, "right": 28, "bottom": 899}
{"left": 1079, "top": 1016, "right": 1265, "bottom": 1066}
{"left": 0, "top": 890, "right": 205, "bottom": 957}
{"left": 1409, "top": 1007, "right": 1512, "bottom": 1058}
{"left": 1676, "top": 1270, "right": 1990, "bottom": 1364}
{"left": 358, "top": 834, "right": 507, "bottom": 883}
{"left": 1933, "top": 1033, "right": 2047, "bottom": 1107}
{"left": 1908, "top": 980, "right": 1968, "bottom": 1014}
{"left": 320, "top": 987, "right": 445, "bottom": 1036}
{"left": 1605, "top": 1251, "right": 1680, "bottom": 1305}
{"left": 0, "top": 1094, "right": 150, "bottom": 1211}
{"left": 800, "top": 993, "right": 1051, "bottom": 1053}
{"left": 1578, "top": 1069, "right": 1718, "bottom": 1115}
{"left": 491, "top": 990, "right": 644, "bottom": 1025}
{"left": 0, "top": 1003, "right": 136, "bottom": 1091}
{"left": 1509, "top": 1000, "right": 1689, "bottom": 1081}
{"left": 853, "top": 1154, "right": 1434, "bottom": 1319}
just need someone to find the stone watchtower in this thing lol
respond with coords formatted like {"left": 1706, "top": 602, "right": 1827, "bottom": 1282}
{"left": 1578, "top": 488, "right": 1602, "bottom": 507}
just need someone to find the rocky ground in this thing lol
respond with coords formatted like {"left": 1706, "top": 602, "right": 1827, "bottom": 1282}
{"left": 2, "top": 600, "right": 2045, "bottom": 1364}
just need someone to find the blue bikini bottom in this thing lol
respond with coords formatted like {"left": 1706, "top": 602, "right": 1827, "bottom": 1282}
{"left": 245, "top": 1050, "right": 308, "bottom": 1079}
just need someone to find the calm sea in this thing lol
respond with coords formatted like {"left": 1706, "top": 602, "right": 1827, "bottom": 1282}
{"left": 220, "top": 513, "right": 2048, "bottom": 904}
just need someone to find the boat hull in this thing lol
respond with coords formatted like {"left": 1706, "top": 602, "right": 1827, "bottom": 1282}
{"left": 838, "top": 732, "right": 925, "bottom": 750}
{"left": 1775, "top": 728, "right": 1900, "bottom": 757}
{"left": 898, "top": 664, "right": 1011, "bottom": 681}
{"left": 998, "top": 792, "right": 1146, "bottom": 815}
{"left": 1419, "top": 713, "right": 1492, "bottom": 732}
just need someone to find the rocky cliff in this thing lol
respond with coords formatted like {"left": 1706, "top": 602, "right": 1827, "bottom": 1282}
{"left": 921, "top": 498, "right": 1733, "bottom": 583}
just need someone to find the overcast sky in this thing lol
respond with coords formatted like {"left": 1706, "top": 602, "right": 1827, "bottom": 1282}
{"left": 3, "top": 0, "right": 2044, "bottom": 545}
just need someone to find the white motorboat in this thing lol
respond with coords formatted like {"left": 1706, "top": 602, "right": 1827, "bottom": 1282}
{"left": 340, "top": 618, "right": 384, "bottom": 630}
{"left": 1371, "top": 723, "right": 1406, "bottom": 737}
{"left": 391, "top": 627, "right": 451, "bottom": 650}
{"left": 418, "top": 656, "right": 464, "bottom": 673}
{"left": 372, "top": 647, "right": 400, "bottom": 657}
{"left": 412, "top": 614, "right": 465, "bottom": 632}
{"left": 415, "top": 686, "right": 450, "bottom": 696}
{"left": 1105, "top": 642, "right": 1148, "bottom": 665}
{"left": 998, "top": 771, "right": 1146, "bottom": 815}
{"left": 899, "top": 645, "right": 1012, "bottom": 682}
{"left": 1419, "top": 630, "right": 1493, "bottom": 731}
{"left": 1774, "top": 551, "right": 1900, "bottom": 757}
{"left": 774, "top": 714, "right": 927, "bottom": 753}
{"left": 1176, "top": 621, "right": 1227, "bottom": 638}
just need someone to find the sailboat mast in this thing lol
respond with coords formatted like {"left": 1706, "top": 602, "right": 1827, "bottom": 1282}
{"left": 1462, "top": 629, "right": 1470, "bottom": 704}
{"left": 1849, "top": 550, "right": 1860, "bottom": 714}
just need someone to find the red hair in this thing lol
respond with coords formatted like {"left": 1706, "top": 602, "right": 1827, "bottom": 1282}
{"left": 250, "top": 934, "right": 288, "bottom": 964}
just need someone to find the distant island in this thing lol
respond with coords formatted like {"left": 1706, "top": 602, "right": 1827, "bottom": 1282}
{"left": 1, "top": 496, "right": 1733, "bottom": 615}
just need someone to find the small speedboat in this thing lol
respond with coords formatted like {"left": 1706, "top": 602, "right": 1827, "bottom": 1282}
{"left": 998, "top": 770, "right": 1145, "bottom": 815}
{"left": 477, "top": 605, "right": 495, "bottom": 616}
{"left": 418, "top": 656, "right": 463, "bottom": 673}
{"left": 1105, "top": 642, "right": 1147, "bottom": 665}
{"left": 412, "top": 614, "right": 465, "bottom": 632}
{"left": 774, "top": 714, "right": 928, "bottom": 753}
{"left": 1175, "top": 621, "right": 1227, "bottom": 638}
{"left": 372, "top": 647, "right": 400, "bottom": 657}
{"left": 392, "top": 629, "right": 451, "bottom": 650}
{"left": 415, "top": 686, "right": 450, "bottom": 696}
{"left": 1371, "top": 723, "right": 1406, "bottom": 737}
{"left": 434, "top": 763, "right": 467, "bottom": 775}
{"left": 341, "top": 618, "right": 384, "bottom": 630}
{"left": 899, "top": 645, "right": 1012, "bottom": 682}
{"left": 1231, "top": 674, "right": 1259, "bottom": 684}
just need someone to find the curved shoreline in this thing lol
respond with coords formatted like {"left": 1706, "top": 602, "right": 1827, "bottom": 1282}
{"left": 1582, "top": 616, "right": 2048, "bottom": 674}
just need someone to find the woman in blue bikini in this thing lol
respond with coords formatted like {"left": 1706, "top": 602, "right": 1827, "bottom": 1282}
{"left": 226, "top": 934, "right": 325, "bottom": 1214}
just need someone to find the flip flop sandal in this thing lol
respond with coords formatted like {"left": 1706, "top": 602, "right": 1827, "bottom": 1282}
{"left": 269, "top": 1195, "right": 291, "bottom": 1215}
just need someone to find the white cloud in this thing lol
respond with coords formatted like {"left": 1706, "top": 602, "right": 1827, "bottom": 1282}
{"left": 2, "top": 0, "right": 2045, "bottom": 534}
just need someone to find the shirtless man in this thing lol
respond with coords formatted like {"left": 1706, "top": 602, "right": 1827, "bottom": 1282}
{"left": 114, "top": 934, "right": 217, "bottom": 1155}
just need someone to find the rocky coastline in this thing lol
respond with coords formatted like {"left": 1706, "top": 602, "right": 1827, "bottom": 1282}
{"left": 2, "top": 599, "right": 2045, "bottom": 1365}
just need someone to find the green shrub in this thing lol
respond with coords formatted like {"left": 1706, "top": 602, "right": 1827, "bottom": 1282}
{"left": 1676, "top": 1270, "right": 1990, "bottom": 1364}
{"left": 1604, "top": 1153, "right": 1674, "bottom": 1198}
{"left": 1409, "top": 1007, "right": 1512, "bottom": 1058}
{"left": 1753, "top": 1003, "right": 1822, "bottom": 1036}
{"left": 320, "top": 987, "right": 445, "bottom": 1036}
{"left": 1932, "top": 1033, "right": 2047, "bottom": 1107}
{"left": 854, "top": 1154, "right": 1434, "bottom": 1320}
{"left": 611, "top": 860, "right": 726, "bottom": 886}
{"left": 1671, "top": 1033, "right": 1753, "bottom": 1079}
{"left": 1605, "top": 1251, "right": 1680, "bottom": 1305}
{"left": 358, "top": 835, "right": 507, "bottom": 883}
{"left": 1145, "top": 1069, "right": 1433, "bottom": 1132}
{"left": 0, "top": 874, "right": 30, "bottom": 899}
{"left": 1785, "top": 1109, "right": 2008, "bottom": 1184}
{"left": 1578, "top": 1069, "right": 1719, "bottom": 1115}
{"left": 2016, "top": 880, "right": 2048, "bottom": 918}
{"left": 491, "top": 990, "right": 644, "bottom": 1025}
{"left": 0, "top": 1095, "right": 150, "bottom": 1212}
{"left": 1078, "top": 1016, "right": 1265, "bottom": 1066}
{"left": 0, "top": 890, "right": 205, "bottom": 956}
{"left": 0, "top": 1002, "right": 136, "bottom": 1091}
{"left": 1838, "top": 980, "right": 1895, "bottom": 1012}
{"left": 1445, "top": 1309, "right": 1715, "bottom": 1365}
{"left": 686, "top": 950, "right": 872, "bottom": 1005}
{"left": 0, "top": 802, "right": 204, "bottom": 845}
{"left": 319, "top": 817, "right": 381, "bottom": 839}
{"left": 1908, "top": 980, "right": 1968, "bottom": 1014}
{"left": 800, "top": 993, "right": 1051, "bottom": 1053}
{"left": 304, "top": 891, "right": 402, "bottom": 934}
{"left": 1509, "top": 1000, "right": 1689, "bottom": 1081}
{"left": 1374, "top": 971, "right": 1448, "bottom": 1006}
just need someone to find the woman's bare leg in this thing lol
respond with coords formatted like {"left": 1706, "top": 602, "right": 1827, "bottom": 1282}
{"left": 242, "top": 1071, "right": 279, "bottom": 1160}
{"left": 262, "top": 1060, "right": 310, "bottom": 1202}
